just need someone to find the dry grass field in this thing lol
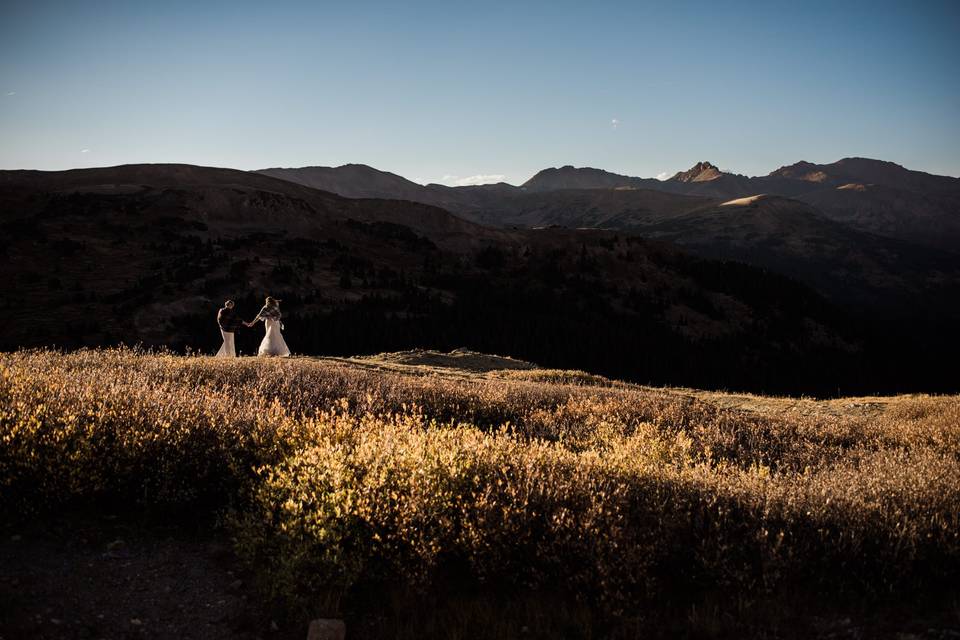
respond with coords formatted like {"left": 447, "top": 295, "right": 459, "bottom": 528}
{"left": 1, "top": 348, "right": 959, "bottom": 638}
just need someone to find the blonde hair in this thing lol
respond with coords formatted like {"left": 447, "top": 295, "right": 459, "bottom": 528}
{"left": 265, "top": 296, "right": 281, "bottom": 306}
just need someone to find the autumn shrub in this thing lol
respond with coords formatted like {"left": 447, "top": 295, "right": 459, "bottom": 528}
{"left": 238, "top": 411, "right": 960, "bottom": 613}
{"left": 0, "top": 349, "right": 309, "bottom": 511}
{"left": 497, "top": 368, "right": 619, "bottom": 387}
{"left": 1, "top": 348, "right": 958, "bottom": 617}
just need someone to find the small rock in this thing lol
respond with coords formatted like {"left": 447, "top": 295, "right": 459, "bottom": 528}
{"left": 130, "top": 618, "right": 142, "bottom": 626}
{"left": 307, "top": 618, "right": 346, "bottom": 640}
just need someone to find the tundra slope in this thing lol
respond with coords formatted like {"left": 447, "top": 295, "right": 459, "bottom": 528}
{"left": 0, "top": 162, "right": 876, "bottom": 394}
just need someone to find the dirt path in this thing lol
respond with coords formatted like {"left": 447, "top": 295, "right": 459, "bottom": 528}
{"left": 0, "top": 513, "right": 296, "bottom": 640}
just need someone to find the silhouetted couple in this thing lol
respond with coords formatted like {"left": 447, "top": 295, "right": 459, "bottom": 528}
{"left": 216, "top": 296, "right": 290, "bottom": 358}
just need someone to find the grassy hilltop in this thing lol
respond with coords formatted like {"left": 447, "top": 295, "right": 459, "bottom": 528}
{"left": 1, "top": 349, "right": 959, "bottom": 638}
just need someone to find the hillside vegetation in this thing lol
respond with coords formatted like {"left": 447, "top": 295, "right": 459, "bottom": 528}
{"left": 5, "top": 163, "right": 960, "bottom": 396}
{"left": 2, "top": 349, "right": 958, "bottom": 637}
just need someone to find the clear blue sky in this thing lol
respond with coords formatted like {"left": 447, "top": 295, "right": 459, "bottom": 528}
{"left": 1, "top": 0, "right": 958, "bottom": 184}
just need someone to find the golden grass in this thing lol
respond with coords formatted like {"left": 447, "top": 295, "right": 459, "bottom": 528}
{"left": 1, "top": 348, "right": 958, "bottom": 621}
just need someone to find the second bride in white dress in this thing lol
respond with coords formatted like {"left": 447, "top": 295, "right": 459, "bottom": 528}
{"left": 246, "top": 296, "right": 291, "bottom": 357}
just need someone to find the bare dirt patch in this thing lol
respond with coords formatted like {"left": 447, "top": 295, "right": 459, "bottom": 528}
{"left": 0, "top": 514, "right": 294, "bottom": 640}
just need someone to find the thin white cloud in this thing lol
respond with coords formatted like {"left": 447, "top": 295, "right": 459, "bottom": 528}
{"left": 80, "top": 149, "right": 91, "bottom": 153}
{"left": 435, "top": 174, "right": 507, "bottom": 186}
{"left": 655, "top": 172, "right": 670, "bottom": 181}
{"left": 5, "top": 91, "right": 15, "bottom": 96}
{"left": 452, "top": 174, "right": 506, "bottom": 186}
{"left": 611, "top": 118, "right": 620, "bottom": 129}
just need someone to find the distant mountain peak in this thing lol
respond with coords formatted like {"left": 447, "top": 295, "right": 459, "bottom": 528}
{"left": 671, "top": 161, "right": 723, "bottom": 183}
{"left": 521, "top": 165, "right": 646, "bottom": 191}
{"left": 767, "top": 157, "right": 958, "bottom": 191}
{"left": 768, "top": 161, "right": 831, "bottom": 182}
{"left": 835, "top": 157, "right": 906, "bottom": 170}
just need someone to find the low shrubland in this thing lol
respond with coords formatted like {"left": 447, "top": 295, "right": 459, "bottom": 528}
{"left": 1, "top": 348, "right": 958, "bottom": 634}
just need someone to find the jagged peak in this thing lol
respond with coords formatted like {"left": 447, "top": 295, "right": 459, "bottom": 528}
{"left": 671, "top": 161, "right": 723, "bottom": 183}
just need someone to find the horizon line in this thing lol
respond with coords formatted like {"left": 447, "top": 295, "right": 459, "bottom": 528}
{"left": 3, "top": 154, "right": 960, "bottom": 185}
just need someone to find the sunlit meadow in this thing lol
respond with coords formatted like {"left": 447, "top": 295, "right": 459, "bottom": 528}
{"left": 2, "top": 348, "right": 958, "bottom": 634}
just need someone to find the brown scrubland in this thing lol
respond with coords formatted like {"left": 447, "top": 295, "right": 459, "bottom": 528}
{"left": 1, "top": 348, "right": 958, "bottom": 638}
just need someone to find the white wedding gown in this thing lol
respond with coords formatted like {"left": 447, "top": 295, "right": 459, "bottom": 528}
{"left": 216, "top": 330, "right": 236, "bottom": 358}
{"left": 258, "top": 318, "right": 291, "bottom": 357}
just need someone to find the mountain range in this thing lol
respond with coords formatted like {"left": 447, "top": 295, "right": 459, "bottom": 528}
{"left": 259, "top": 158, "right": 960, "bottom": 305}
{"left": 2, "top": 157, "right": 959, "bottom": 394}
{"left": 259, "top": 158, "right": 960, "bottom": 251}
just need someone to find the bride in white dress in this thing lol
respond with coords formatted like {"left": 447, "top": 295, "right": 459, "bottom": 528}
{"left": 246, "top": 296, "right": 291, "bottom": 357}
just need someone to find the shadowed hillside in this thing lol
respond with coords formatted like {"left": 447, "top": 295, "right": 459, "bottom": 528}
{"left": 3, "top": 163, "right": 960, "bottom": 394}
{"left": 0, "top": 163, "right": 895, "bottom": 394}
{"left": 637, "top": 194, "right": 960, "bottom": 306}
